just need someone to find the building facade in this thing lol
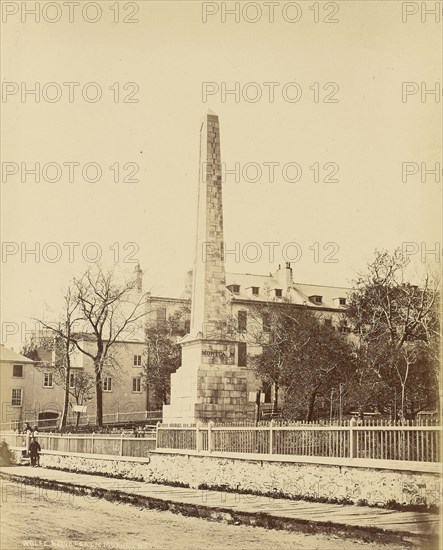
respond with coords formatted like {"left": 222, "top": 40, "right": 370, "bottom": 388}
{"left": 0, "top": 345, "right": 36, "bottom": 430}
{"left": 147, "top": 261, "right": 353, "bottom": 416}
{"left": 0, "top": 338, "right": 151, "bottom": 430}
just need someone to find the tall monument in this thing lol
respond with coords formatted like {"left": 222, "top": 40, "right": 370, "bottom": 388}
{"left": 163, "top": 112, "right": 255, "bottom": 423}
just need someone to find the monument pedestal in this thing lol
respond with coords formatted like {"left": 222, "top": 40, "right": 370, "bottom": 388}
{"left": 163, "top": 337, "right": 256, "bottom": 424}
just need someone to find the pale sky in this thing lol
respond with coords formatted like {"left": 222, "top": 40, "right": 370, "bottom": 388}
{"left": 1, "top": 0, "right": 441, "bottom": 351}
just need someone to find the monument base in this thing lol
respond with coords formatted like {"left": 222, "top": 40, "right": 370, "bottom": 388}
{"left": 162, "top": 338, "right": 256, "bottom": 424}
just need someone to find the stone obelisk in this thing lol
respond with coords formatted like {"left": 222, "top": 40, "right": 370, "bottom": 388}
{"left": 163, "top": 111, "right": 255, "bottom": 424}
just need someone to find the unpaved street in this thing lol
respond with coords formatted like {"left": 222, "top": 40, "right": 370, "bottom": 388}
{"left": 1, "top": 481, "right": 413, "bottom": 550}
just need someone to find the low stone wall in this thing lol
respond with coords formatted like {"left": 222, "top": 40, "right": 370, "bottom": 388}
{"left": 18, "top": 450, "right": 441, "bottom": 507}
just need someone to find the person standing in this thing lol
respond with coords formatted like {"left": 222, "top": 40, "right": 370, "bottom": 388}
{"left": 29, "top": 437, "right": 41, "bottom": 467}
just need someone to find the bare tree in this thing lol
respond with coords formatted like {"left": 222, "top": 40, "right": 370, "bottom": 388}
{"left": 36, "top": 287, "right": 80, "bottom": 429}
{"left": 37, "top": 265, "right": 150, "bottom": 427}
{"left": 71, "top": 265, "right": 149, "bottom": 426}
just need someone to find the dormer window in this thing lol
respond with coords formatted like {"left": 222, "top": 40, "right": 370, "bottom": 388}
{"left": 309, "top": 295, "right": 322, "bottom": 304}
{"left": 228, "top": 284, "right": 240, "bottom": 294}
{"left": 245, "top": 286, "right": 260, "bottom": 296}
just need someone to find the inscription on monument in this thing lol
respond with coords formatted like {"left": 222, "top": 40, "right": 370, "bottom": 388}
{"left": 202, "top": 350, "right": 227, "bottom": 357}
{"left": 201, "top": 343, "right": 235, "bottom": 365}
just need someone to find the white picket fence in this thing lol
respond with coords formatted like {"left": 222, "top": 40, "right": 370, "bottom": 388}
{"left": 156, "top": 420, "right": 441, "bottom": 463}
{"left": 1, "top": 431, "right": 156, "bottom": 458}
{"left": 2, "top": 419, "right": 440, "bottom": 464}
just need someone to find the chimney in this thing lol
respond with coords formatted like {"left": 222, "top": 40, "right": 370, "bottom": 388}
{"left": 284, "top": 262, "right": 293, "bottom": 289}
{"left": 273, "top": 262, "right": 293, "bottom": 291}
{"left": 134, "top": 263, "right": 143, "bottom": 294}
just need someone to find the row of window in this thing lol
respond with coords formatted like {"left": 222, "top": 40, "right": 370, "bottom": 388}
{"left": 98, "top": 377, "right": 142, "bottom": 393}
{"left": 238, "top": 312, "right": 351, "bottom": 333}
{"left": 13, "top": 355, "right": 143, "bottom": 383}
{"left": 237, "top": 311, "right": 271, "bottom": 332}
{"left": 39, "top": 373, "right": 143, "bottom": 393}
{"left": 154, "top": 307, "right": 349, "bottom": 333}
{"left": 227, "top": 285, "right": 283, "bottom": 298}
{"left": 10, "top": 376, "right": 143, "bottom": 407}
{"left": 43, "top": 372, "right": 77, "bottom": 388}
{"left": 12, "top": 366, "right": 71, "bottom": 385}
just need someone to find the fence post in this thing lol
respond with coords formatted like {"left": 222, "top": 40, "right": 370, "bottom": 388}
{"left": 269, "top": 420, "right": 274, "bottom": 455}
{"left": 155, "top": 422, "right": 160, "bottom": 450}
{"left": 91, "top": 432, "right": 95, "bottom": 454}
{"left": 349, "top": 418, "right": 356, "bottom": 459}
{"left": 49, "top": 432, "right": 52, "bottom": 451}
{"left": 208, "top": 421, "right": 213, "bottom": 453}
{"left": 120, "top": 432, "right": 124, "bottom": 456}
{"left": 67, "top": 433, "right": 71, "bottom": 453}
{"left": 196, "top": 422, "right": 201, "bottom": 452}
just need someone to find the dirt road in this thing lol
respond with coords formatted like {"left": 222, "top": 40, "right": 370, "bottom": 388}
{"left": 1, "top": 481, "right": 413, "bottom": 550}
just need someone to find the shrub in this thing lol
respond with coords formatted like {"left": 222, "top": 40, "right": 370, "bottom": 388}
{"left": 0, "top": 440, "right": 15, "bottom": 466}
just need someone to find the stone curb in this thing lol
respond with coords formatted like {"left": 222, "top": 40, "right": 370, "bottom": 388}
{"left": 0, "top": 471, "right": 436, "bottom": 547}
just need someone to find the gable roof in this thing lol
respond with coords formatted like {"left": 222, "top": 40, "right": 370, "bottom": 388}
{"left": 0, "top": 345, "right": 35, "bottom": 364}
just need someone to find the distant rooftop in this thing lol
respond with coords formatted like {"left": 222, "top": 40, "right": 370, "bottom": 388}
{"left": 0, "top": 345, "right": 35, "bottom": 363}
{"left": 225, "top": 272, "right": 350, "bottom": 309}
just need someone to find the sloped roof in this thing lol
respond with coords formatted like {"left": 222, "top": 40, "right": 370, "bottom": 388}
{"left": 226, "top": 272, "right": 282, "bottom": 301}
{"left": 292, "top": 282, "right": 350, "bottom": 309}
{"left": 153, "top": 268, "right": 352, "bottom": 311}
{"left": 225, "top": 272, "right": 350, "bottom": 310}
{"left": 0, "top": 345, "right": 35, "bottom": 363}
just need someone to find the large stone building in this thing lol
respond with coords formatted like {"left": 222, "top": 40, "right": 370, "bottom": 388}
{"left": 147, "top": 261, "right": 352, "bottom": 415}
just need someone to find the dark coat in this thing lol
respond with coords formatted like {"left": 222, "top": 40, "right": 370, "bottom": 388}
{"left": 29, "top": 441, "right": 41, "bottom": 457}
